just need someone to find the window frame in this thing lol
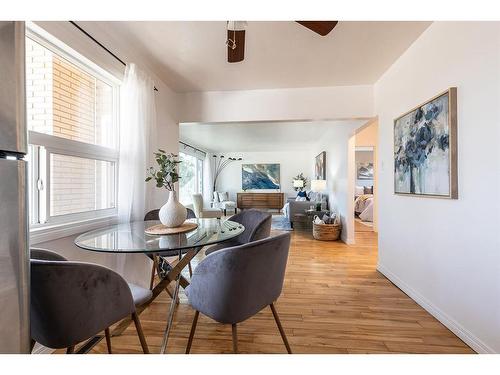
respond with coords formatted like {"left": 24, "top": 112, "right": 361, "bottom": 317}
{"left": 26, "top": 25, "right": 121, "bottom": 230}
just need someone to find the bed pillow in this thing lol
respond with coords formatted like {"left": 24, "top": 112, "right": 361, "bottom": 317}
{"left": 355, "top": 186, "right": 364, "bottom": 195}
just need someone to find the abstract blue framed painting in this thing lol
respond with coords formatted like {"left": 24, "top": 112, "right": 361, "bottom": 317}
{"left": 242, "top": 164, "right": 280, "bottom": 190}
{"left": 394, "top": 88, "right": 457, "bottom": 198}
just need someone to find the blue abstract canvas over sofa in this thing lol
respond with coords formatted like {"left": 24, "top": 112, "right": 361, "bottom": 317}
{"left": 242, "top": 164, "right": 280, "bottom": 190}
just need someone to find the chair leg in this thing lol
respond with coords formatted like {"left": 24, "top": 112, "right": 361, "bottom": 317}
{"left": 104, "top": 328, "right": 112, "bottom": 354}
{"left": 132, "top": 312, "right": 150, "bottom": 354}
{"left": 231, "top": 324, "right": 238, "bottom": 354}
{"left": 185, "top": 310, "right": 199, "bottom": 354}
{"left": 269, "top": 303, "right": 292, "bottom": 354}
{"left": 66, "top": 346, "right": 75, "bottom": 354}
{"left": 188, "top": 261, "right": 193, "bottom": 278}
{"left": 150, "top": 255, "right": 158, "bottom": 290}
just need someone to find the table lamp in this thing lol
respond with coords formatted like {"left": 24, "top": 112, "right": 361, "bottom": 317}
{"left": 311, "top": 179, "right": 327, "bottom": 210}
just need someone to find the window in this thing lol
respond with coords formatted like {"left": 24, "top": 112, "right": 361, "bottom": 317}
{"left": 178, "top": 145, "right": 206, "bottom": 206}
{"left": 26, "top": 26, "right": 120, "bottom": 227}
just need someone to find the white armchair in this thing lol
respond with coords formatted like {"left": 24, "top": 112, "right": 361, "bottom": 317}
{"left": 192, "top": 194, "right": 223, "bottom": 219}
{"left": 212, "top": 191, "right": 237, "bottom": 216}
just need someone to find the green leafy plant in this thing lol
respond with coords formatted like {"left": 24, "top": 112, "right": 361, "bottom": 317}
{"left": 145, "top": 149, "right": 181, "bottom": 191}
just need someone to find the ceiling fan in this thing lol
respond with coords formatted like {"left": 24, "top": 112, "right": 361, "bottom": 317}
{"left": 226, "top": 21, "right": 338, "bottom": 63}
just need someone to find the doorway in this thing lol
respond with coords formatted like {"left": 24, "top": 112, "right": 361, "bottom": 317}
{"left": 349, "top": 120, "right": 378, "bottom": 240}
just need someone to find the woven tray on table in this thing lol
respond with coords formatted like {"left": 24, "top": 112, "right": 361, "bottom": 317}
{"left": 312, "top": 222, "right": 341, "bottom": 241}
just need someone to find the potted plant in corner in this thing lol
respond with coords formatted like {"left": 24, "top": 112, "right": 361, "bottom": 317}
{"left": 145, "top": 149, "right": 187, "bottom": 228}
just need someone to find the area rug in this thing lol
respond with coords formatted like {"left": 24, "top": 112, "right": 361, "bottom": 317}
{"left": 271, "top": 215, "right": 293, "bottom": 231}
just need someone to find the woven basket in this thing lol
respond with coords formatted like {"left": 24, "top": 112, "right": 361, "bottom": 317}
{"left": 312, "top": 222, "right": 341, "bottom": 241}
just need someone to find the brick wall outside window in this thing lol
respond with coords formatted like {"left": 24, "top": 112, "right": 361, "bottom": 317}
{"left": 26, "top": 38, "right": 115, "bottom": 217}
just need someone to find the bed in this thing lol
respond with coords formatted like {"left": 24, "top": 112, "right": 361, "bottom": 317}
{"left": 354, "top": 194, "right": 374, "bottom": 222}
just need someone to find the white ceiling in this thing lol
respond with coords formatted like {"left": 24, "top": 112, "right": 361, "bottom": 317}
{"left": 79, "top": 21, "right": 431, "bottom": 92}
{"left": 180, "top": 120, "right": 367, "bottom": 152}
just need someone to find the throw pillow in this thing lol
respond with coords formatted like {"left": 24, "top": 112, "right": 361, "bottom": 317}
{"left": 296, "top": 197, "right": 307, "bottom": 202}
{"left": 363, "top": 186, "right": 373, "bottom": 195}
{"left": 308, "top": 191, "right": 317, "bottom": 202}
{"left": 297, "top": 191, "right": 307, "bottom": 198}
{"left": 355, "top": 186, "right": 364, "bottom": 196}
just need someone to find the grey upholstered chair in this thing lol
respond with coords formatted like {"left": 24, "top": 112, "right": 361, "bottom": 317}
{"left": 144, "top": 208, "right": 196, "bottom": 289}
{"left": 30, "top": 248, "right": 150, "bottom": 354}
{"left": 185, "top": 233, "right": 292, "bottom": 354}
{"left": 205, "top": 209, "right": 272, "bottom": 255}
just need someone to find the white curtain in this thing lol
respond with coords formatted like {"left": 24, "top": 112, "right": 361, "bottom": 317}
{"left": 118, "top": 63, "right": 156, "bottom": 223}
{"left": 203, "top": 154, "right": 214, "bottom": 207}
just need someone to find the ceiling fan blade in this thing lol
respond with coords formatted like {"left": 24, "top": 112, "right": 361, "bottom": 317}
{"left": 227, "top": 29, "right": 245, "bottom": 63}
{"left": 296, "top": 21, "right": 338, "bottom": 36}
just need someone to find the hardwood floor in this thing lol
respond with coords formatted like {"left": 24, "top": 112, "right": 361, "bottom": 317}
{"left": 87, "top": 227, "right": 474, "bottom": 354}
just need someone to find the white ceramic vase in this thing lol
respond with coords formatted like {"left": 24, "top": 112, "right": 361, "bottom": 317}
{"left": 159, "top": 190, "right": 187, "bottom": 228}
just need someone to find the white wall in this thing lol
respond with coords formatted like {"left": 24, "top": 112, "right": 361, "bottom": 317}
{"left": 209, "top": 121, "right": 368, "bottom": 244}
{"left": 311, "top": 122, "right": 364, "bottom": 243}
{"left": 375, "top": 21, "right": 500, "bottom": 353}
{"left": 180, "top": 85, "right": 374, "bottom": 123}
{"left": 215, "top": 151, "right": 313, "bottom": 202}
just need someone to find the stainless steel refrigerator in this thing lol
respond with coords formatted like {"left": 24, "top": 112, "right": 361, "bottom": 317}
{"left": 0, "top": 21, "right": 30, "bottom": 353}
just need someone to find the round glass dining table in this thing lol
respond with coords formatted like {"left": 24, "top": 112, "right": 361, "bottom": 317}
{"left": 74, "top": 218, "right": 244, "bottom": 354}
{"left": 74, "top": 218, "right": 244, "bottom": 256}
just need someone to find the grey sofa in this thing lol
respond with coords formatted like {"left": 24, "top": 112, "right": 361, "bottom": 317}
{"left": 285, "top": 192, "right": 328, "bottom": 228}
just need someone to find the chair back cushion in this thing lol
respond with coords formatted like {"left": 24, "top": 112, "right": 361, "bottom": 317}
{"left": 31, "top": 248, "right": 68, "bottom": 261}
{"left": 229, "top": 209, "right": 272, "bottom": 244}
{"left": 144, "top": 209, "right": 160, "bottom": 221}
{"left": 145, "top": 207, "right": 195, "bottom": 220}
{"left": 192, "top": 194, "right": 204, "bottom": 217}
{"left": 187, "top": 233, "right": 290, "bottom": 324}
{"left": 186, "top": 207, "right": 196, "bottom": 219}
{"left": 30, "top": 260, "right": 135, "bottom": 349}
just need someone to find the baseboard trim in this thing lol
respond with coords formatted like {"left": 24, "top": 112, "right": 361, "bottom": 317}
{"left": 377, "top": 262, "right": 495, "bottom": 354}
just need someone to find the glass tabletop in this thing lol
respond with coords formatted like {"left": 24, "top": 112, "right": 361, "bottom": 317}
{"left": 74, "top": 218, "right": 244, "bottom": 255}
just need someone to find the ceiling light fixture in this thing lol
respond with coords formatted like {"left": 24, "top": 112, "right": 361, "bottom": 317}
{"left": 226, "top": 21, "right": 247, "bottom": 63}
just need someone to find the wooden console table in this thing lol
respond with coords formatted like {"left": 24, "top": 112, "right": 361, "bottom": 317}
{"left": 237, "top": 192, "right": 284, "bottom": 210}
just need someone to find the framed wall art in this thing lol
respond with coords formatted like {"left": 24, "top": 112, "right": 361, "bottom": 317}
{"left": 394, "top": 87, "right": 457, "bottom": 198}
{"left": 314, "top": 151, "right": 326, "bottom": 180}
{"left": 242, "top": 163, "right": 280, "bottom": 190}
